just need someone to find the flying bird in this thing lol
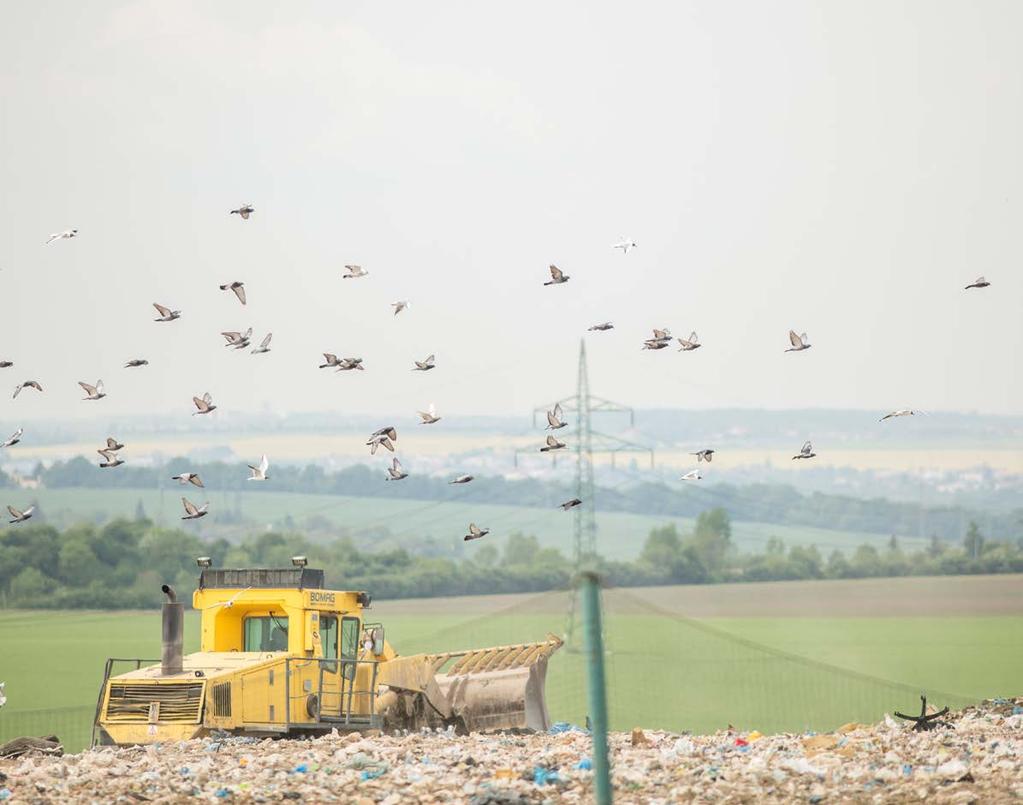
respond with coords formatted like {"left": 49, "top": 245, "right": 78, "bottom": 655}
{"left": 680, "top": 469, "right": 702, "bottom": 481}
{"left": 418, "top": 403, "right": 441, "bottom": 424}
{"left": 336, "top": 357, "right": 365, "bottom": 371}
{"left": 792, "top": 440, "right": 816, "bottom": 460}
{"left": 642, "top": 339, "right": 670, "bottom": 350}
{"left": 546, "top": 403, "right": 567, "bottom": 430}
{"left": 651, "top": 328, "right": 672, "bottom": 342}
{"left": 785, "top": 331, "right": 811, "bottom": 352}
{"left": 78, "top": 380, "right": 106, "bottom": 401}
{"left": 413, "top": 354, "right": 436, "bottom": 371}
{"left": 677, "top": 332, "right": 701, "bottom": 351}
{"left": 247, "top": 454, "right": 270, "bottom": 481}
{"left": 7, "top": 505, "right": 34, "bottom": 524}
{"left": 251, "top": 333, "right": 272, "bottom": 354}
{"left": 691, "top": 449, "right": 715, "bottom": 463}
{"left": 172, "top": 473, "right": 204, "bottom": 488}
{"left": 343, "top": 265, "right": 368, "bottom": 279}
{"left": 230, "top": 204, "right": 254, "bottom": 219}
{"left": 12, "top": 381, "right": 42, "bottom": 399}
{"left": 0, "top": 361, "right": 12, "bottom": 368}
{"left": 367, "top": 427, "right": 397, "bottom": 455}
{"left": 450, "top": 475, "right": 474, "bottom": 484}
{"left": 104, "top": 437, "right": 124, "bottom": 451}
{"left": 1, "top": 428, "right": 23, "bottom": 448}
{"left": 153, "top": 303, "right": 181, "bottom": 322}
{"left": 222, "top": 328, "right": 252, "bottom": 348}
{"left": 964, "top": 276, "right": 990, "bottom": 290}
{"left": 541, "top": 435, "right": 566, "bottom": 452}
{"left": 544, "top": 265, "right": 570, "bottom": 286}
{"left": 45, "top": 229, "right": 77, "bottom": 245}
{"left": 181, "top": 497, "right": 209, "bottom": 520}
{"left": 560, "top": 498, "right": 582, "bottom": 510}
{"left": 219, "top": 281, "right": 246, "bottom": 305}
{"left": 319, "top": 353, "right": 340, "bottom": 369}
{"left": 392, "top": 300, "right": 410, "bottom": 316}
{"left": 588, "top": 322, "right": 614, "bottom": 332}
{"left": 464, "top": 523, "right": 489, "bottom": 541}
{"left": 386, "top": 458, "right": 408, "bottom": 481}
{"left": 612, "top": 237, "right": 637, "bottom": 254}
{"left": 880, "top": 409, "right": 924, "bottom": 421}
{"left": 124, "top": 359, "right": 149, "bottom": 368}
{"left": 97, "top": 448, "right": 124, "bottom": 468}
{"left": 192, "top": 392, "right": 217, "bottom": 415}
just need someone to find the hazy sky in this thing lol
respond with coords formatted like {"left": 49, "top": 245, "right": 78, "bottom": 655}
{"left": 2, "top": 0, "right": 1021, "bottom": 425}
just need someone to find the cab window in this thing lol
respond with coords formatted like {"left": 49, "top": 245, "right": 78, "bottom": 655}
{"left": 341, "top": 617, "right": 359, "bottom": 660}
{"left": 244, "top": 615, "right": 289, "bottom": 652}
{"left": 319, "top": 615, "right": 338, "bottom": 660}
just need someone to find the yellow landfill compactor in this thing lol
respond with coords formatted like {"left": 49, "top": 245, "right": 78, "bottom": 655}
{"left": 93, "top": 567, "right": 562, "bottom": 746}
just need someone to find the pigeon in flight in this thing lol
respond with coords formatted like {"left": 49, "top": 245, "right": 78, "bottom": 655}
{"left": 879, "top": 409, "right": 924, "bottom": 421}
{"left": 464, "top": 523, "right": 490, "bottom": 541}
{"left": 98, "top": 448, "right": 124, "bottom": 468}
{"left": 413, "top": 354, "right": 436, "bottom": 371}
{"left": 343, "top": 265, "right": 368, "bottom": 279}
{"left": 964, "top": 276, "right": 990, "bottom": 290}
{"left": 172, "top": 473, "right": 204, "bottom": 488}
{"left": 230, "top": 204, "right": 254, "bottom": 219}
{"left": 12, "top": 381, "right": 42, "bottom": 399}
{"left": 124, "top": 359, "right": 149, "bottom": 368}
{"left": 677, "top": 332, "right": 701, "bottom": 351}
{"left": 192, "top": 392, "right": 217, "bottom": 415}
{"left": 785, "top": 331, "right": 811, "bottom": 352}
{"left": 544, "top": 265, "right": 570, "bottom": 286}
{"left": 1, "top": 428, "right": 23, "bottom": 448}
{"left": 336, "top": 357, "right": 365, "bottom": 371}
{"left": 79, "top": 380, "right": 106, "bottom": 401}
{"left": 651, "top": 328, "right": 672, "bottom": 342}
{"left": 105, "top": 436, "right": 124, "bottom": 451}
{"left": 319, "top": 353, "right": 340, "bottom": 369}
{"left": 7, "top": 505, "right": 34, "bottom": 524}
{"left": 560, "top": 498, "right": 582, "bottom": 510}
{"left": 45, "top": 229, "right": 77, "bottom": 245}
{"left": 153, "top": 303, "right": 181, "bottom": 322}
{"left": 247, "top": 454, "right": 270, "bottom": 481}
{"left": 222, "top": 328, "right": 252, "bottom": 349}
{"left": 588, "top": 322, "right": 614, "bottom": 332}
{"left": 546, "top": 403, "right": 567, "bottom": 430}
{"left": 541, "top": 435, "right": 566, "bottom": 452}
{"left": 392, "top": 300, "right": 410, "bottom": 316}
{"left": 450, "top": 474, "right": 474, "bottom": 484}
{"left": 612, "top": 237, "right": 637, "bottom": 254}
{"left": 792, "top": 440, "right": 816, "bottom": 460}
{"left": 642, "top": 339, "right": 670, "bottom": 350}
{"left": 219, "top": 281, "right": 246, "bottom": 305}
{"left": 181, "top": 497, "right": 209, "bottom": 520}
{"left": 691, "top": 449, "right": 715, "bottom": 463}
{"left": 251, "top": 333, "right": 272, "bottom": 354}
{"left": 386, "top": 458, "right": 409, "bottom": 481}
{"left": 680, "top": 469, "right": 702, "bottom": 481}
{"left": 367, "top": 427, "right": 397, "bottom": 455}
{"left": 418, "top": 403, "right": 441, "bottom": 424}
{"left": 0, "top": 361, "right": 12, "bottom": 368}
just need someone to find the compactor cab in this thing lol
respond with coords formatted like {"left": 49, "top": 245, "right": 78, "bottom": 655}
{"left": 93, "top": 567, "right": 562, "bottom": 746}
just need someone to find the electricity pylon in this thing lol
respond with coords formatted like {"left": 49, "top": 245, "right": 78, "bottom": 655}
{"left": 517, "top": 339, "right": 654, "bottom": 646}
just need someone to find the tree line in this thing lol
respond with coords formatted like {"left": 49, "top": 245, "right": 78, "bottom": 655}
{"left": 1, "top": 509, "right": 1020, "bottom": 609}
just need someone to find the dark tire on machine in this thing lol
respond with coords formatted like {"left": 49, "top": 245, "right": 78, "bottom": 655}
{"left": 305, "top": 694, "right": 319, "bottom": 718}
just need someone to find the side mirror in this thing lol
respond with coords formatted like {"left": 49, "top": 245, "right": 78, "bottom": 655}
{"left": 372, "top": 627, "right": 384, "bottom": 656}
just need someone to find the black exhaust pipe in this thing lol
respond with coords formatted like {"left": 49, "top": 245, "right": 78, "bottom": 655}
{"left": 161, "top": 584, "right": 183, "bottom": 676}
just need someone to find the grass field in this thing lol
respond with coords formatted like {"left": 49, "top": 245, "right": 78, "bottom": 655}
{"left": 12, "top": 485, "right": 920, "bottom": 560}
{"left": 1, "top": 575, "right": 1019, "bottom": 752}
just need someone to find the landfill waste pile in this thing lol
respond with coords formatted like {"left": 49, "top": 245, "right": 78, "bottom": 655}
{"left": 0, "top": 698, "right": 1020, "bottom": 803}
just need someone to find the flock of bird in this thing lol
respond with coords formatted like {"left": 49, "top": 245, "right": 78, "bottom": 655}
{"left": 1, "top": 214, "right": 993, "bottom": 541}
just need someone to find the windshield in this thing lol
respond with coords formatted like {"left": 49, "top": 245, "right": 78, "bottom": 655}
{"left": 243, "top": 615, "right": 289, "bottom": 652}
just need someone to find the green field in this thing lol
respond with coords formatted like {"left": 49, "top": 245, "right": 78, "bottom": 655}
{"left": 2, "top": 575, "right": 1019, "bottom": 752}
{"left": 14, "top": 486, "right": 919, "bottom": 560}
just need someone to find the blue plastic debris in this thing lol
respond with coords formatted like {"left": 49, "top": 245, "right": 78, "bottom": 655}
{"left": 179, "top": 767, "right": 190, "bottom": 776}
{"left": 293, "top": 764, "right": 308, "bottom": 773}
{"left": 533, "top": 766, "right": 561, "bottom": 785}
{"left": 215, "top": 788, "right": 231, "bottom": 798}
{"left": 575, "top": 758, "right": 593, "bottom": 770}
{"left": 548, "top": 722, "right": 584, "bottom": 734}
{"left": 1012, "top": 706, "right": 1023, "bottom": 715}
{"left": 902, "top": 764, "right": 912, "bottom": 776}
{"left": 0, "top": 789, "right": 10, "bottom": 801}
{"left": 360, "top": 768, "right": 386, "bottom": 781}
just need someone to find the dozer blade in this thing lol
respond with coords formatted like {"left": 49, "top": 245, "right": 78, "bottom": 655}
{"left": 376, "top": 634, "right": 563, "bottom": 733}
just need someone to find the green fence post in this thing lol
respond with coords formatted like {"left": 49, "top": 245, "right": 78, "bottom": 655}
{"left": 580, "top": 571, "right": 612, "bottom": 804}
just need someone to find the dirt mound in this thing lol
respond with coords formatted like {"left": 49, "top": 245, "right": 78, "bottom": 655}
{"left": 1, "top": 698, "right": 1020, "bottom": 803}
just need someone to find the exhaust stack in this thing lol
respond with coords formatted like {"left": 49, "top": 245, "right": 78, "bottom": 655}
{"left": 161, "top": 584, "right": 183, "bottom": 676}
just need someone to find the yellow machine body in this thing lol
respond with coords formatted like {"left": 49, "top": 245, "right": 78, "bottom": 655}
{"left": 93, "top": 568, "right": 561, "bottom": 746}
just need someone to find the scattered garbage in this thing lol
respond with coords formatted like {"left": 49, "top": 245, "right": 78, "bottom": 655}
{"left": 0, "top": 697, "right": 1020, "bottom": 802}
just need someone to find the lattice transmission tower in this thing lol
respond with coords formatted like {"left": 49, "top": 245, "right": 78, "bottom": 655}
{"left": 517, "top": 339, "right": 654, "bottom": 646}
